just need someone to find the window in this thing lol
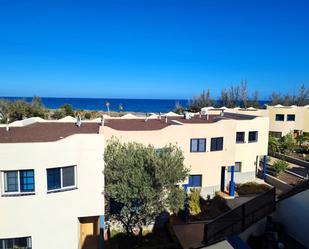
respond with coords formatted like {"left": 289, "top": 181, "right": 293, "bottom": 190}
{"left": 188, "top": 175, "right": 202, "bottom": 187}
{"left": 20, "top": 170, "right": 35, "bottom": 192}
{"left": 47, "top": 166, "right": 76, "bottom": 192}
{"left": 2, "top": 170, "right": 35, "bottom": 195}
{"left": 210, "top": 137, "right": 223, "bottom": 151}
{"left": 269, "top": 131, "right": 282, "bottom": 139}
{"left": 275, "top": 114, "right": 284, "bottom": 121}
{"left": 287, "top": 114, "right": 295, "bottom": 121}
{"left": 155, "top": 148, "right": 162, "bottom": 156}
{"left": 4, "top": 171, "right": 18, "bottom": 192}
{"left": 248, "top": 131, "right": 258, "bottom": 142}
{"left": 190, "top": 139, "right": 206, "bottom": 152}
{"left": 236, "top": 132, "right": 245, "bottom": 143}
{"left": 228, "top": 162, "right": 242, "bottom": 172}
{"left": 0, "top": 237, "right": 32, "bottom": 249}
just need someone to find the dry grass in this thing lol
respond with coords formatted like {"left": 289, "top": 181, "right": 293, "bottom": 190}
{"left": 236, "top": 182, "right": 270, "bottom": 195}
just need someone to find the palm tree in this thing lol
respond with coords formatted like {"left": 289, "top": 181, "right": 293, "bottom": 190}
{"left": 119, "top": 103, "right": 123, "bottom": 113}
{"left": 296, "top": 134, "right": 305, "bottom": 148}
{"left": 105, "top": 100, "right": 110, "bottom": 113}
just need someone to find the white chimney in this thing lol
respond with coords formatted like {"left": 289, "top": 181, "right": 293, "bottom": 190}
{"left": 206, "top": 114, "right": 209, "bottom": 120}
{"left": 184, "top": 112, "right": 190, "bottom": 120}
{"left": 76, "top": 115, "right": 81, "bottom": 127}
{"left": 6, "top": 118, "right": 10, "bottom": 132}
{"left": 100, "top": 115, "right": 105, "bottom": 126}
{"left": 145, "top": 113, "right": 148, "bottom": 123}
{"left": 220, "top": 110, "right": 224, "bottom": 117}
{"left": 165, "top": 116, "right": 168, "bottom": 123}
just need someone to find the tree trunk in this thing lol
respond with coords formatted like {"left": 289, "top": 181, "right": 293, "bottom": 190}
{"left": 138, "top": 226, "right": 143, "bottom": 239}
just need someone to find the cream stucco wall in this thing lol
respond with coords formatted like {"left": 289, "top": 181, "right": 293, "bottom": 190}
{"left": 0, "top": 134, "right": 105, "bottom": 249}
{"left": 204, "top": 106, "right": 309, "bottom": 137}
{"left": 102, "top": 116, "right": 269, "bottom": 195}
{"left": 266, "top": 106, "right": 308, "bottom": 136}
{"left": 235, "top": 117, "right": 269, "bottom": 172}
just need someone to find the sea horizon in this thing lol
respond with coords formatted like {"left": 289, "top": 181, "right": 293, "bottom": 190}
{"left": 0, "top": 96, "right": 270, "bottom": 113}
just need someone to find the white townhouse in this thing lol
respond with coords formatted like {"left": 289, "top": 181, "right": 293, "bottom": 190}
{"left": 102, "top": 112, "right": 269, "bottom": 197}
{"left": 0, "top": 121, "right": 104, "bottom": 249}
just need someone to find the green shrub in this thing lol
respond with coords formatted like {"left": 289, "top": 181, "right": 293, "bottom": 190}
{"left": 272, "top": 160, "right": 289, "bottom": 174}
{"left": 51, "top": 109, "right": 66, "bottom": 119}
{"left": 268, "top": 135, "right": 279, "bottom": 152}
{"left": 84, "top": 112, "right": 91, "bottom": 119}
{"left": 279, "top": 133, "right": 295, "bottom": 153}
{"left": 61, "top": 103, "right": 74, "bottom": 116}
{"left": 188, "top": 188, "right": 201, "bottom": 215}
{"left": 110, "top": 229, "right": 124, "bottom": 239}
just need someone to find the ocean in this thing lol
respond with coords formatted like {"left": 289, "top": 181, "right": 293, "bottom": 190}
{"left": 0, "top": 97, "right": 189, "bottom": 113}
{"left": 0, "top": 97, "right": 270, "bottom": 113}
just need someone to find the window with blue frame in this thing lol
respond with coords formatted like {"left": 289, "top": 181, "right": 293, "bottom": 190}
{"left": 47, "top": 166, "right": 76, "bottom": 191}
{"left": 3, "top": 170, "right": 35, "bottom": 194}
{"left": 190, "top": 138, "right": 206, "bottom": 152}
{"left": 20, "top": 170, "right": 35, "bottom": 192}
{"left": 188, "top": 175, "right": 202, "bottom": 187}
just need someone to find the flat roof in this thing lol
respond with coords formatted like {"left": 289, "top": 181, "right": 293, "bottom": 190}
{"left": 0, "top": 122, "right": 100, "bottom": 143}
{"left": 104, "top": 113, "right": 256, "bottom": 131}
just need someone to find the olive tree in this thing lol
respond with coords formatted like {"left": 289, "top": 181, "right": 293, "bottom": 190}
{"left": 104, "top": 138, "right": 189, "bottom": 236}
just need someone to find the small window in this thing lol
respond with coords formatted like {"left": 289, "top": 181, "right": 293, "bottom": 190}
{"left": 236, "top": 132, "right": 245, "bottom": 143}
{"left": 269, "top": 131, "right": 282, "bottom": 139}
{"left": 248, "top": 131, "right": 258, "bottom": 142}
{"left": 228, "top": 162, "right": 241, "bottom": 172}
{"left": 287, "top": 114, "right": 295, "bottom": 121}
{"left": 188, "top": 175, "right": 202, "bottom": 187}
{"left": 4, "top": 171, "right": 18, "bottom": 192}
{"left": 47, "top": 168, "right": 61, "bottom": 190}
{"left": 275, "top": 114, "right": 284, "bottom": 121}
{"left": 155, "top": 148, "right": 162, "bottom": 156}
{"left": 210, "top": 137, "right": 223, "bottom": 151}
{"left": 2, "top": 170, "right": 35, "bottom": 195}
{"left": 0, "top": 236, "right": 32, "bottom": 249}
{"left": 47, "top": 166, "right": 76, "bottom": 192}
{"left": 190, "top": 139, "right": 206, "bottom": 152}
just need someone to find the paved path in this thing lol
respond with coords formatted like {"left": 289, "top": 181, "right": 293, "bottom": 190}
{"left": 225, "top": 196, "right": 255, "bottom": 209}
{"left": 173, "top": 223, "right": 205, "bottom": 249}
{"left": 269, "top": 156, "right": 309, "bottom": 179}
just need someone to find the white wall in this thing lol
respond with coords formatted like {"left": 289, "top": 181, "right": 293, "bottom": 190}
{"left": 275, "top": 189, "right": 309, "bottom": 248}
{"left": 103, "top": 116, "right": 269, "bottom": 196}
{"left": 0, "top": 134, "right": 104, "bottom": 249}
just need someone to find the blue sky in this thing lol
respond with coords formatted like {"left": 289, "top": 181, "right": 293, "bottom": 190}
{"left": 0, "top": 0, "right": 308, "bottom": 99}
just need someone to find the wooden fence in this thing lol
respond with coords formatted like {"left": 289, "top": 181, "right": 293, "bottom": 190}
{"left": 203, "top": 187, "right": 276, "bottom": 246}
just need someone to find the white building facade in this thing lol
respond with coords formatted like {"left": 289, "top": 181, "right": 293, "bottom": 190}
{"left": 0, "top": 122, "right": 105, "bottom": 249}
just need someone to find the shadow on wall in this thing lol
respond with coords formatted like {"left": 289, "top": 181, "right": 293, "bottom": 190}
{"left": 81, "top": 235, "right": 99, "bottom": 249}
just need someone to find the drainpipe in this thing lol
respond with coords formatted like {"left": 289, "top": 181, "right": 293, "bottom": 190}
{"left": 263, "top": 155, "right": 267, "bottom": 180}
{"left": 229, "top": 165, "right": 235, "bottom": 197}
{"left": 99, "top": 215, "right": 104, "bottom": 249}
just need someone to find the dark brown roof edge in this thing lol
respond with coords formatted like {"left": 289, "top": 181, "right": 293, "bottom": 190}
{"left": 277, "top": 180, "right": 309, "bottom": 201}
